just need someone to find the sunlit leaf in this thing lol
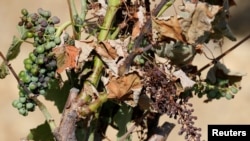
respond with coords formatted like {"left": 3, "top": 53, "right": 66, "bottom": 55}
{"left": 17, "top": 25, "right": 29, "bottom": 40}
{"left": 173, "top": 69, "right": 195, "bottom": 89}
{"left": 6, "top": 36, "right": 23, "bottom": 61}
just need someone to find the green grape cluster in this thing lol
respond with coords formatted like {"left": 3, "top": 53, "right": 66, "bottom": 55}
{"left": 12, "top": 8, "right": 61, "bottom": 116}
{"left": 12, "top": 93, "right": 35, "bottom": 116}
{"left": 193, "top": 79, "right": 240, "bottom": 100}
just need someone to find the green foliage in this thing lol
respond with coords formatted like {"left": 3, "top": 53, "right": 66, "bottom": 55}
{"left": 113, "top": 103, "right": 133, "bottom": 140}
{"left": 45, "top": 80, "right": 71, "bottom": 113}
{"left": 27, "top": 121, "right": 54, "bottom": 141}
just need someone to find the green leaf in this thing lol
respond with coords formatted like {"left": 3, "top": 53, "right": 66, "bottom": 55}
{"left": 17, "top": 25, "right": 29, "bottom": 40}
{"left": 6, "top": 36, "right": 23, "bottom": 61}
{"left": 0, "top": 62, "right": 9, "bottom": 79}
{"left": 45, "top": 80, "right": 70, "bottom": 113}
{"left": 27, "top": 121, "right": 54, "bottom": 141}
{"left": 154, "top": 41, "right": 196, "bottom": 66}
{"left": 113, "top": 103, "right": 133, "bottom": 141}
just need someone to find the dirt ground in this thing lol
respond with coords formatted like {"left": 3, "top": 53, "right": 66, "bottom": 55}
{"left": 0, "top": 0, "right": 250, "bottom": 141}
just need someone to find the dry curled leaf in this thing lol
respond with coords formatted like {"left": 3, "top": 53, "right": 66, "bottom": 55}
{"left": 106, "top": 72, "right": 142, "bottom": 106}
{"left": 95, "top": 38, "right": 130, "bottom": 75}
{"left": 75, "top": 40, "right": 94, "bottom": 62}
{"left": 53, "top": 45, "right": 81, "bottom": 73}
{"left": 173, "top": 69, "right": 195, "bottom": 89}
{"left": 179, "top": 1, "right": 221, "bottom": 44}
{"left": 152, "top": 16, "right": 185, "bottom": 42}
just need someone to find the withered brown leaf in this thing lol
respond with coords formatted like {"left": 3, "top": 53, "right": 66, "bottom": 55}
{"left": 179, "top": 1, "right": 221, "bottom": 44}
{"left": 152, "top": 16, "right": 185, "bottom": 42}
{"left": 53, "top": 45, "right": 81, "bottom": 73}
{"left": 106, "top": 72, "right": 142, "bottom": 101}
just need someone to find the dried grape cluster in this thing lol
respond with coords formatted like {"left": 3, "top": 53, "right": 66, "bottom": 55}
{"left": 143, "top": 63, "right": 202, "bottom": 141}
{"left": 12, "top": 8, "right": 60, "bottom": 116}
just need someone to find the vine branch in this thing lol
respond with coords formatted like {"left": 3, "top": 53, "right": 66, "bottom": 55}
{"left": 197, "top": 34, "right": 250, "bottom": 74}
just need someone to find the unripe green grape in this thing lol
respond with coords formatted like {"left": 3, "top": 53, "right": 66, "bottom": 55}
{"left": 47, "top": 71, "right": 55, "bottom": 78}
{"left": 31, "top": 76, "right": 38, "bottom": 82}
{"left": 49, "top": 35, "right": 55, "bottom": 41}
{"left": 36, "top": 45, "right": 45, "bottom": 54}
{"left": 230, "top": 86, "right": 238, "bottom": 94}
{"left": 16, "top": 102, "right": 24, "bottom": 109}
{"left": 29, "top": 52, "right": 37, "bottom": 62}
{"left": 22, "top": 74, "right": 31, "bottom": 83}
{"left": 18, "top": 108, "right": 28, "bottom": 116}
{"left": 39, "top": 89, "right": 46, "bottom": 95}
{"left": 46, "top": 26, "right": 56, "bottom": 34}
{"left": 18, "top": 70, "right": 26, "bottom": 78}
{"left": 220, "top": 91, "right": 226, "bottom": 97}
{"left": 37, "top": 82, "right": 41, "bottom": 87}
{"left": 217, "top": 79, "right": 229, "bottom": 87}
{"left": 19, "top": 91, "right": 26, "bottom": 97}
{"left": 29, "top": 82, "right": 37, "bottom": 90}
{"left": 139, "top": 58, "right": 145, "bottom": 64}
{"left": 54, "top": 37, "right": 61, "bottom": 45}
{"left": 24, "top": 63, "right": 32, "bottom": 71}
{"left": 26, "top": 102, "right": 34, "bottom": 110}
{"left": 45, "top": 42, "right": 52, "bottom": 50}
{"left": 39, "top": 68, "right": 46, "bottom": 74}
{"left": 26, "top": 32, "right": 34, "bottom": 38}
{"left": 225, "top": 93, "right": 233, "bottom": 100}
{"left": 49, "top": 41, "right": 56, "bottom": 48}
{"left": 21, "top": 8, "right": 29, "bottom": 16}
{"left": 24, "top": 58, "right": 33, "bottom": 65}
{"left": 36, "top": 56, "right": 44, "bottom": 65}
{"left": 12, "top": 99, "right": 20, "bottom": 108}
{"left": 19, "top": 97, "right": 27, "bottom": 103}
{"left": 207, "top": 90, "right": 217, "bottom": 99}
{"left": 31, "top": 63, "right": 39, "bottom": 73}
